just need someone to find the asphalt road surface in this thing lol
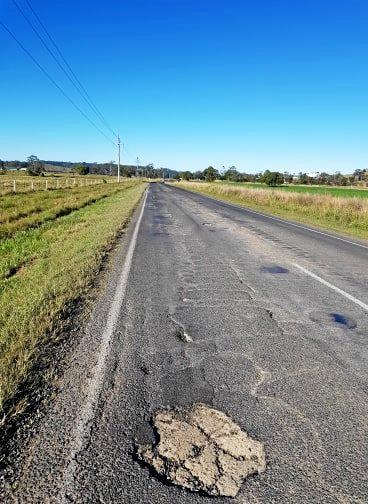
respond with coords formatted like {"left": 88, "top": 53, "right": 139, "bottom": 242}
{"left": 7, "top": 183, "right": 368, "bottom": 503}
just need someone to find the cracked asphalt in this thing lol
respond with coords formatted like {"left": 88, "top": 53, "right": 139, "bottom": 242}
{"left": 6, "top": 182, "right": 368, "bottom": 503}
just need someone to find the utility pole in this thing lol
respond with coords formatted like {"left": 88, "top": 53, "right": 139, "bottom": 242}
{"left": 136, "top": 157, "right": 140, "bottom": 178}
{"left": 117, "top": 135, "right": 121, "bottom": 182}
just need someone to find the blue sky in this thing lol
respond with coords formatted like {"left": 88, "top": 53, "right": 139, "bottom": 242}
{"left": 1, "top": 0, "right": 367, "bottom": 173}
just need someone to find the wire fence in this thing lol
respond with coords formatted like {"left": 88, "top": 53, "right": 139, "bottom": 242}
{"left": 0, "top": 177, "right": 116, "bottom": 195}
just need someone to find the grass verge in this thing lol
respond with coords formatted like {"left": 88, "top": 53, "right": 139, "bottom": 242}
{"left": 224, "top": 182, "right": 368, "bottom": 198}
{"left": 0, "top": 181, "right": 138, "bottom": 237}
{"left": 172, "top": 181, "right": 368, "bottom": 240}
{"left": 0, "top": 182, "right": 146, "bottom": 417}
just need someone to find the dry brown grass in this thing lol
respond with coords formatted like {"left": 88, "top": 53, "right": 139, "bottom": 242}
{"left": 174, "top": 181, "right": 368, "bottom": 238}
{"left": 0, "top": 172, "right": 118, "bottom": 195}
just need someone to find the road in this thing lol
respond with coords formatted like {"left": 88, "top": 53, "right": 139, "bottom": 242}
{"left": 6, "top": 182, "right": 368, "bottom": 503}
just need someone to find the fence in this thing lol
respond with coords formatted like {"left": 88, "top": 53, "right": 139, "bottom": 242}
{"left": 0, "top": 177, "right": 116, "bottom": 195}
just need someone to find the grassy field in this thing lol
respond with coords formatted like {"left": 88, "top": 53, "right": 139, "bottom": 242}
{"left": 223, "top": 181, "right": 368, "bottom": 198}
{"left": 0, "top": 183, "right": 131, "bottom": 238}
{"left": 0, "top": 180, "right": 146, "bottom": 418}
{"left": 0, "top": 172, "right": 118, "bottom": 195}
{"left": 174, "top": 181, "right": 368, "bottom": 239}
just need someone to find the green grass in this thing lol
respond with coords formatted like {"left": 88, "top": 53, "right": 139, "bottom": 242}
{"left": 0, "top": 181, "right": 137, "bottom": 238}
{"left": 174, "top": 181, "right": 368, "bottom": 240}
{"left": 223, "top": 181, "right": 368, "bottom": 198}
{"left": 0, "top": 181, "right": 146, "bottom": 417}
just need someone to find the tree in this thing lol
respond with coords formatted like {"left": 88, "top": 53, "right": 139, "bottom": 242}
{"left": 193, "top": 170, "right": 204, "bottom": 180}
{"left": 260, "top": 170, "right": 271, "bottom": 183}
{"left": 262, "top": 171, "right": 284, "bottom": 187}
{"left": 224, "top": 167, "right": 241, "bottom": 182}
{"left": 354, "top": 169, "right": 364, "bottom": 181}
{"left": 298, "top": 172, "right": 308, "bottom": 184}
{"left": 260, "top": 170, "right": 284, "bottom": 186}
{"left": 122, "top": 167, "right": 131, "bottom": 177}
{"left": 283, "top": 171, "right": 293, "bottom": 184}
{"left": 203, "top": 166, "right": 219, "bottom": 182}
{"left": 179, "top": 171, "right": 193, "bottom": 181}
{"left": 75, "top": 164, "right": 89, "bottom": 175}
{"left": 27, "top": 155, "right": 43, "bottom": 176}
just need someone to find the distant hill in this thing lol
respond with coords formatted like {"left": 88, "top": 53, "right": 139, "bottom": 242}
{"left": 1, "top": 159, "right": 180, "bottom": 178}
{"left": 43, "top": 163, "right": 69, "bottom": 172}
{"left": 42, "top": 160, "right": 179, "bottom": 178}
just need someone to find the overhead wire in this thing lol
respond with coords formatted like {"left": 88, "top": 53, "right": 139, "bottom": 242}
{"left": 23, "top": 0, "right": 118, "bottom": 139}
{"left": 11, "top": 0, "right": 117, "bottom": 141}
{"left": 0, "top": 19, "right": 116, "bottom": 146}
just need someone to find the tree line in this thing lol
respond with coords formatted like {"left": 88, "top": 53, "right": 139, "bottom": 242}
{"left": 174, "top": 167, "right": 368, "bottom": 186}
{"left": 1, "top": 157, "right": 367, "bottom": 186}
{"left": 0, "top": 157, "right": 175, "bottom": 179}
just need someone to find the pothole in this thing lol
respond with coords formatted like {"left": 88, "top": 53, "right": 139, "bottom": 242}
{"left": 169, "top": 316, "right": 193, "bottom": 343}
{"left": 150, "top": 231, "right": 170, "bottom": 236}
{"left": 330, "top": 312, "right": 357, "bottom": 329}
{"left": 177, "top": 329, "right": 193, "bottom": 342}
{"left": 137, "top": 403, "right": 266, "bottom": 497}
{"left": 260, "top": 266, "right": 289, "bottom": 274}
{"left": 310, "top": 311, "right": 357, "bottom": 329}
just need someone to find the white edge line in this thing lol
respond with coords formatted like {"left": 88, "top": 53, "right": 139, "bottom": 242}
{"left": 174, "top": 185, "right": 368, "bottom": 251}
{"left": 239, "top": 207, "right": 368, "bottom": 250}
{"left": 293, "top": 263, "right": 368, "bottom": 312}
{"left": 61, "top": 188, "right": 148, "bottom": 500}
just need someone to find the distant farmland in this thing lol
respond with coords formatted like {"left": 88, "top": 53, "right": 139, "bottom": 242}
{"left": 224, "top": 182, "right": 368, "bottom": 199}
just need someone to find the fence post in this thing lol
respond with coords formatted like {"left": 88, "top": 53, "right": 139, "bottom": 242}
{"left": 56, "top": 179, "right": 59, "bottom": 189}
{"left": 13, "top": 180, "right": 16, "bottom": 193}
{"left": 46, "top": 180, "right": 48, "bottom": 190}
{"left": 31, "top": 181, "right": 34, "bottom": 191}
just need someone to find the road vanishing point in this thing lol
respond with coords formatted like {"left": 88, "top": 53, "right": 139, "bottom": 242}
{"left": 6, "top": 182, "right": 368, "bottom": 503}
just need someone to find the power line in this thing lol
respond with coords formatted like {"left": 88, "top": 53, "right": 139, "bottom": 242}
{"left": 23, "top": 0, "right": 118, "bottom": 139}
{"left": 11, "top": 0, "right": 117, "bottom": 140}
{"left": 0, "top": 19, "right": 116, "bottom": 145}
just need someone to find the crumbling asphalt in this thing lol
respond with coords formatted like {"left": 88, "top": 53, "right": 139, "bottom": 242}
{"left": 3, "top": 182, "right": 368, "bottom": 503}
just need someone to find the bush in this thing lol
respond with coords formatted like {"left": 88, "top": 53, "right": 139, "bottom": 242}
{"left": 75, "top": 164, "right": 90, "bottom": 175}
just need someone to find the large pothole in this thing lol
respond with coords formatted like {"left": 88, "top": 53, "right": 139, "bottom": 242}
{"left": 260, "top": 265, "right": 289, "bottom": 274}
{"left": 309, "top": 310, "right": 357, "bottom": 329}
{"left": 137, "top": 403, "right": 266, "bottom": 497}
